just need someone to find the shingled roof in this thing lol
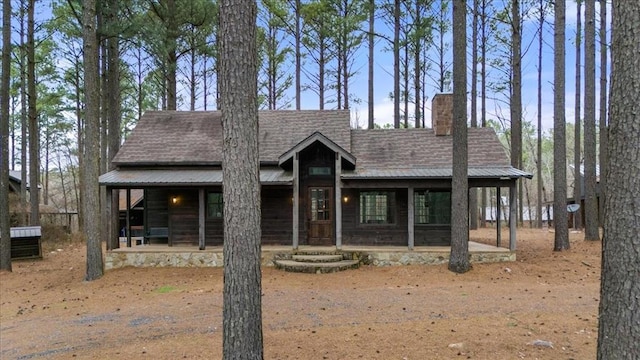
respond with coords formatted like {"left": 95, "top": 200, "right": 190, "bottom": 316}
{"left": 350, "top": 127, "right": 509, "bottom": 169}
{"left": 104, "top": 109, "right": 531, "bottom": 186}
{"left": 112, "top": 110, "right": 351, "bottom": 166}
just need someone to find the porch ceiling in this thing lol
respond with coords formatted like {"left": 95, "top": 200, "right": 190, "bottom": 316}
{"left": 99, "top": 168, "right": 293, "bottom": 187}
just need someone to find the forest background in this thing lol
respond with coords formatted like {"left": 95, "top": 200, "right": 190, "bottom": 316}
{"left": 1, "top": 0, "right": 608, "bottom": 230}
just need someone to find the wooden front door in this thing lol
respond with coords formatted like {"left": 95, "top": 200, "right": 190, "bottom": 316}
{"left": 308, "top": 187, "right": 333, "bottom": 245}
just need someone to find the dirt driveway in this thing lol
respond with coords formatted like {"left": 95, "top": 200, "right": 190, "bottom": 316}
{"left": 0, "top": 229, "right": 601, "bottom": 359}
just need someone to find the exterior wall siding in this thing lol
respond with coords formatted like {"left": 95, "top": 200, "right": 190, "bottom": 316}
{"left": 261, "top": 186, "right": 293, "bottom": 245}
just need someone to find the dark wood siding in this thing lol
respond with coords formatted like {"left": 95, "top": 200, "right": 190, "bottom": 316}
{"left": 261, "top": 186, "right": 293, "bottom": 245}
{"left": 341, "top": 186, "right": 453, "bottom": 246}
{"left": 168, "top": 189, "right": 199, "bottom": 246}
{"left": 145, "top": 188, "right": 169, "bottom": 229}
{"left": 341, "top": 188, "right": 409, "bottom": 246}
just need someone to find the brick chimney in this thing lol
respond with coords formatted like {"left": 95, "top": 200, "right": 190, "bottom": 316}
{"left": 431, "top": 93, "right": 453, "bottom": 136}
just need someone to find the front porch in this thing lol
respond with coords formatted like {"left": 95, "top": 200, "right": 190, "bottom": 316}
{"left": 104, "top": 241, "right": 514, "bottom": 270}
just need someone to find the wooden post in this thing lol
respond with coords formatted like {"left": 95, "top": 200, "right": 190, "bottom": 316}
{"left": 126, "top": 189, "right": 131, "bottom": 247}
{"left": 509, "top": 183, "right": 517, "bottom": 251}
{"left": 293, "top": 153, "right": 299, "bottom": 249}
{"left": 106, "top": 187, "right": 113, "bottom": 250}
{"left": 335, "top": 153, "right": 342, "bottom": 249}
{"left": 408, "top": 186, "right": 414, "bottom": 250}
{"left": 199, "top": 188, "right": 205, "bottom": 250}
{"left": 496, "top": 187, "right": 501, "bottom": 247}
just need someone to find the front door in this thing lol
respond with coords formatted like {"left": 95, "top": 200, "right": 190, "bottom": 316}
{"left": 308, "top": 187, "right": 333, "bottom": 245}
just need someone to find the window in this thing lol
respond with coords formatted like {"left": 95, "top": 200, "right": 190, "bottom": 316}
{"left": 309, "top": 166, "right": 332, "bottom": 176}
{"left": 360, "top": 191, "right": 395, "bottom": 224}
{"left": 207, "top": 192, "right": 223, "bottom": 219}
{"left": 414, "top": 190, "right": 451, "bottom": 224}
{"left": 310, "top": 188, "right": 331, "bottom": 221}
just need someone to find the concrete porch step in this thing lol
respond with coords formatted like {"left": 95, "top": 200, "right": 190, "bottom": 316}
{"left": 291, "top": 254, "right": 344, "bottom": 263}
{"left": 273, "top": 259, "right": 360, "bottom": 274}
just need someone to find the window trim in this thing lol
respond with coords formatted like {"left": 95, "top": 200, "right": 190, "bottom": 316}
{"left": 414, "top": 189, "right": 451, "bottom": 225}
{"left": 207, "top": 192, "right": 223, "bottom": 219}
{"left": 358, "top": 190, "right": 396, "bottom": 225}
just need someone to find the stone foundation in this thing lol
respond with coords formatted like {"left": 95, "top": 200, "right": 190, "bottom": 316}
{"left": 105, "top": 245, "right": 515, "bottom": 270}
{"left": 363, "top": 250, "right": 515, "bottom": 267}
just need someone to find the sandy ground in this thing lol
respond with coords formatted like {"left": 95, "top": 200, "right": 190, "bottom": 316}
{"left": 0, "top": 228, "right": 601, "bottom": 360}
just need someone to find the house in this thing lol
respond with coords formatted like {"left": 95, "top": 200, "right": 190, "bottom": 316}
{"left": 99, "top": 94, "right": 531, "bottom": 251}
{"left": 568, "top": 164, "right": 602, "bottom": 227}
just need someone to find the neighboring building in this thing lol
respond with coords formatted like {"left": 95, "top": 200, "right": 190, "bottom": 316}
{"left": 568, "top": 165, "right": 602, "bottom": 227}
{"left": 8, "top": 170, "right": 26, "bottom": 194}
{"left": 100, "top": 94, "right": 531, "bottom": 249}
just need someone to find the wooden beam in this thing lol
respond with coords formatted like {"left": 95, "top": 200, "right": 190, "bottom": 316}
{"left": 292, "top": 153, "right": 299, "bottom": 249}
{"left": 335, "top": 153, "right": 342, "bottom": 249}
{"left": 126, "top": 189, "right": 131, "bottom": 247}
{"left": 106, "top": 188, "right": 113, "bottom": 250}
{"left": 199, "top": 188, "right": 205, "bottom": 250}
{"left": 497, "top": 187, "right": 501, "bottom": 247}
{"left": 408, "top": 186, "right": 414, "bottom": 250}
{"left": 509, "top": 184, "right": 517, "bottom": 251}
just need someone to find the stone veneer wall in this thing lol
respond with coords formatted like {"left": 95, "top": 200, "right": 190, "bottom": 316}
{"left": 362, "top": 251, "right": 515, "bottom": 267}
{"left": 431, "top": 93, "right": 453, "bottom": 136}
{"left": 105, "top": 249, "right": 514, "bottom": 270}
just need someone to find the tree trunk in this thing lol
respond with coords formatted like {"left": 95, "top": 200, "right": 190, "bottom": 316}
{"left": 219, "top": 0, "right": 263, "bottom": 358}
{"left": 82, "top": 0, "right": 104, "bottom": 281}
{"left": 414, "top": 0, "right": 421, "bottom": 129}
{"left": 449, "top": 0, "right": 470, "bottom": 274}
{"left": 597, "top": 0, "right": 607, "bottom": 227}
{"left": 480, "top": 0, "right": 487, "bottom": 228}
{"left": 469, "top": 0, "right": 478, "bottom": 230}
{"left": 295, "top": 0, "right": 301, "bottom": 110}
{"left": 20, "top": 7, "right": 27, "bottom": 226}
{"left": 393, "top": 0, "right": 400, "bottom": 128}
{"left": 597, "top": 3, "right": 640, "bottom": 357}
{"left": 368, "top": 0, "right": 374, "bottom": 129}
{"left": 107, "top": 0, "right": 121, "bottom": 250}
{"left": 1, "top": 0, "right": 12, "bottom": 271}
{"left": 573, "top": 0, "right": 582, "bottom": 230}
{"left": 553, "top": 0, "right": 569, "bottom": 251}
{"left": 510, "top": 0, "right": 523, "bottom": 227}
{"left": 536, "top": 0, "right": 544, "bottom": 229}
{"left": 583, "top": 0, "right": 599, "bottom": 241}
{"left": 27, "top": 0, "right": 39, "bottom": 226}
{"left": 166, "top": 0, "right": 178, "bottom": 110}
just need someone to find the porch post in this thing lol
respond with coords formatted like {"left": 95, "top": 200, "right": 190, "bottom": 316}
{"left": 292, "top": 152, "right": 299, "bottom": 249}
{"left": 106, "top": 187, "right": 113, "bottom": 250}
{"left": 509, "top": 183, "right": 517, "bottom": 251}
{"left": 407, "top": 186, "right": 414, "bottom": 250}
{"left": 199, "top": 188, "right": 205, "bottom": 250}
{"left": 335, "top": 153, "right": 342, "bottom": 249}
{"left": 496, "top": 187, "right": 501, "bottom": 247}
{"left": 126, "top": 189, "right": 131, "bottom": 247}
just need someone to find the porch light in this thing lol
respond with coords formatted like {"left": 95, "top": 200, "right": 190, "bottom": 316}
{"left": 171, "top": 196, "right": 178, "bottom": 204}
{"left": 343, "top": 196, "right": 349, "bottom": 203}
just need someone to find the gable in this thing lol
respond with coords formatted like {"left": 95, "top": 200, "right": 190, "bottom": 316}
{"left": 278, "top": 132, "right": 356, "bottom": 169}
{"left": 112, "top": 110, "right": 351, "bottom": 166}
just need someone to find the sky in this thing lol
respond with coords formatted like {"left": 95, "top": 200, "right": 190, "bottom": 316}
{"left": 9, "top": 0, "right": 611, "bottom": 134}
{"left": 310, "top": 1, "right": 611, "bottom": 132}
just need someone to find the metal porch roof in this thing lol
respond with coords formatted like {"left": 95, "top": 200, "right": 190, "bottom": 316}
{"left": 99, "top": 169, "right": 293, "bottom": 187}
{"left": 341, "top": 167, "right": 532, "bottom": 180}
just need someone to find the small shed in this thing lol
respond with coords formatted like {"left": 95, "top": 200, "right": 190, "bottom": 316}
{"left": 9, "top": 226, "right": 43, "bottom": 260}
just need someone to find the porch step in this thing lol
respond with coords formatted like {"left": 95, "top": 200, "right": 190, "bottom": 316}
{"left": 273, "top": 259, "right": 360, "bottom": 274}
{"left": 291, "top": 254, "right": 344, "bottom": 263}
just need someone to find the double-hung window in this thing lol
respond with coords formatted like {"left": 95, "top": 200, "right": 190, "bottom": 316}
{"left": 414, "top": 190, "right": 451, "bottom": 225}
{"left": 207, "top": 192, "right": 223, "bottom": 219}
{"left": 359, "top": 191, "right": 395, "bottom": 224}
